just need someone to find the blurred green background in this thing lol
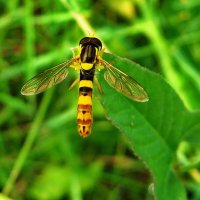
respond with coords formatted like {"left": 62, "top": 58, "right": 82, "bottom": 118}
{"left": 0, "top": 0, "right": 200, "bottom": 199}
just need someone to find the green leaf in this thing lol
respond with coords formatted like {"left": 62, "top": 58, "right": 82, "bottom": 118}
{"left": 97, "top": 53, "right": 200, "bottom": 200}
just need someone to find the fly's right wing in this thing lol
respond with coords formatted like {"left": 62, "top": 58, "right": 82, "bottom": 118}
{"left": 101, "top": 59, "right": 149, "bottom": 102}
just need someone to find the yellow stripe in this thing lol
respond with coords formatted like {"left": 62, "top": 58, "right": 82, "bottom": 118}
{"left": 77, "top": 112, "right": 92, "bottom": 121}
{"left": 78, "top": 95, "right": 92, "bottom": 105}
{"left": 81, "top": 63, "right": 93, "bottom": 70}
{"left": 79, "top": 80, "right": 93, "bottom": 89}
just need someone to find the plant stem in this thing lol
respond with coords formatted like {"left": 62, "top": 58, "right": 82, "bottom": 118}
{"left": 2, "top": 90, "right": 53, "bottom": 195}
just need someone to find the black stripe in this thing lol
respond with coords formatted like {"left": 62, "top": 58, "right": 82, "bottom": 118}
{"left": 80, "top": 68, "right": 95, "bottom": 81}
{"left": 79, "top": 66, "right": 94, "bottom": 96}
{"left": 80, "top": 87, "right": 92, "bottom": 96}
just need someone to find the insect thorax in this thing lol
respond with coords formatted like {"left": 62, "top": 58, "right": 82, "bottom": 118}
{"left": 80, "top": 45, "right": 97, "bottom": 63}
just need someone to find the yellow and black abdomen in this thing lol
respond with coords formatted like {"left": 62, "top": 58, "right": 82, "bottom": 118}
{"left": 77, "top": 43, "right": 98, "bottom": 137}
{"left": 77, "top": 69, "right": 94, "bottom": 137}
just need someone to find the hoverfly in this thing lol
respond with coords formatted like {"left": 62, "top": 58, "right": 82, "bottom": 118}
{"left": 21, "top": 37, "right": 149, "bottom": 137}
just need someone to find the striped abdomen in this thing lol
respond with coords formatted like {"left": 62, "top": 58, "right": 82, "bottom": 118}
{"left": 77, "top": 70, "right": 94, "bottom": 137}
{"left": 77, "top": 43, "right": 97, "bottom": 137}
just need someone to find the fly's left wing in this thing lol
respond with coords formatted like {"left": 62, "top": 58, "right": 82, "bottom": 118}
{"left": 21, "top": 59, "right": 75, "bottom": 95}
{"left": 101, "top": 60, "right": 149, "bottom": 102}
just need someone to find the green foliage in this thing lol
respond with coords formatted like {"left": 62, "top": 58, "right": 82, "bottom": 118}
{"left": 28, "top": 162, "right": 103, "bottom": 199}
{"left": 98, "top": 53, "right": 200, "bottom": 200}
{"left": 0, "top": 0, "right": 200, "bottom": 200}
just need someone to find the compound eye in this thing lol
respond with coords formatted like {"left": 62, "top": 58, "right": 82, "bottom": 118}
{"left": 79, "top": 37, "right": 102, "bottom": 50}
{"left": 79, "top": 37, "right": 90, "bottom": 46}
{"left": 92, "top": 38, "right": 102, "bottom": 49}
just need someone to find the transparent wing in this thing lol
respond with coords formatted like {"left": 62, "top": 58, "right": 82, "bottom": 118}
{"left": 21, "top": 59, "right": 75, "bottom": 95}
{"left": 101, "top": 60, "right": 149, "bottom": 102}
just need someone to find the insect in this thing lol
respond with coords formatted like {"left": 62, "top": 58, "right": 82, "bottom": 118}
{"left": 21, "top": 37, "right": 149, "bottom": 137}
